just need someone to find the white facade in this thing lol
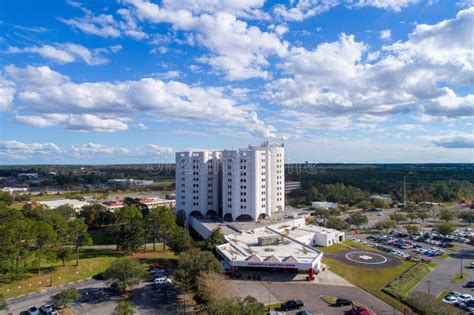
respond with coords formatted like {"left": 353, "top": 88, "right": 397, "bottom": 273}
{"left": 176, "top": 143, "right": 284, "bottom": 222}
{"left": 176, "top": 150, "right": 222, "bottom": 218}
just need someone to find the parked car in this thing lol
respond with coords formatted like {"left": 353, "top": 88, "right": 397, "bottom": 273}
{"left": 39, "top": 304, "right": 57, "bottom": 314}
{"left": 280, "top": 300, "right": 304, "bottom": 311}
{"left": 443, "top": 296, "right": 459, "bottom": 304}
{"left": 336, "top": 298, "right": 352, "bottom": 306}
{"left": 154, "top": 276, "right": 172, "bottom": 287}
{"left": 27, "top": 306, "right": 40, "bottom": 315}
{"left": 466, "top": 281, "right": 474, "bottom": 288}
{"left": 458, "top": 294, "right": 473, "bottom": 303}
{"left": 349, "top": 306, "right": 370, "bottom": 315}
{"left": 447, "top": 291, "right": 461, "bottom": 297}
{"left": 296, "top": 310, "right": 312, "bottom": 315}
{"left": 92, "top": 272, "right": 106, "bottom": 280}
{"left": 148, "top": 263, "right": 166, "bottom": 270}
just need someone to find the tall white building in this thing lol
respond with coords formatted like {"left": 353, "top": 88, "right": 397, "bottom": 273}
{"left": 176, "top": 143, "right": 284, "bottom": 222}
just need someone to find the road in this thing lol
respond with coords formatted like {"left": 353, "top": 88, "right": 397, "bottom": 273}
{"left": 2, "top": 279, "right": 178, "bottom": 315}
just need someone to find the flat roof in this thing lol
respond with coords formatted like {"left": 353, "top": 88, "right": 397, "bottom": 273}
{"left": 38, "top": 199, "right": 89, "bottom": 208}
{"left": 218, "top": 226, "right": 321, "bottom": 265}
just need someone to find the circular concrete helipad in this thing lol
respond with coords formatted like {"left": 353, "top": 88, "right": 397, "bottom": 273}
{"left": 345, "top": 251, "right": 388, "bottom": 265}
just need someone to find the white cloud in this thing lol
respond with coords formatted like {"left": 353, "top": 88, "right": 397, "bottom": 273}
{"left": 273, "top": 0, "right": 419, "bottom": 21}
{"left": 0, "top": 140, "right": 61, "bottom": 160}
{"left": 423, "top": 133, "right": 474, "bottom": 149}
{"left": 70, "top": 143, "right": 129, "bottom": 156}
{"left": 0, "top": 78, "right": 15, "bottom": 111}
{"left": 395, "top": 124, "right": 425, "bottom": 131}
{"left": 146, "top": 144, "right": 174, "bottom": 154}
{"left": 379, "top": 29, "right": 391, "bottom": 40}
{"left": 4, "top": 65, "right": 275, "bottom": 137}
{"left": 266, "top": 8, "right": 474, "bottom": 124}
{"left": 7, "top": 43, "right": 116, "bottom": 65}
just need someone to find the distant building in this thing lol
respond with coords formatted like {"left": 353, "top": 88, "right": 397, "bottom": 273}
{"left": 2, "top": 187, "right": 28, "bottom": 194}
{"left": 107, "top": 179, "right": 154, "bottom": 186}
{"left": 285, "top": 181, "right": 301, "bottom": 194}
{"left": 311, "top": 201, "right": 338, "bottom": 209}
{"left": 101, "top": 200, "right": 125, "bottom": 211}
{"left": 138, "top": 197, "right": 175, "bottom": 208}
{"left": 38, "top": 199, "right": 90, "bottom": 212}
{"left": 18, "top": 173, "right": 38, "bottom": 179}
{"left": 369, "top": 194, "right": 392, "bottom": 203}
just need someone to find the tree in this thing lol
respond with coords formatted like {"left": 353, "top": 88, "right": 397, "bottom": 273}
{"left": 207, "top": 296, "right": 265, "bottom": 315}
{"left": 374, "top": 219, "right": 396, "bottom": 232}
{"left": 436, "top": 221, "right": 456, "bottom": 236}
{"left": 324, "top": 217, "right": 349, "bottom": 230}
{"left": 372, "top": 198, "right": 389, "bottom": 208}
{"left": 115, "top": 300, "right": 134, "bottom": 315}
{"left": 32, "top": 221, "right": 57, "bottom": 274}
{"left": 406, "top": 212, "right": 418, "bottom": 223}
{"left": 196, "top": 272, "right": 234, "bottom": 305}
{"left": 206, "top": 228, "right": 226, "bottom": 251}
{"left": 148, "top": 207, "right": 176, "bottom": 252}
{"left": 417, "top": 211, "right": 430, "bottom": 223}
{"left": 459, "top": 211, "right": 474, "bottom": 226}
{"left": 176, "top": 210, "right": 186, "bottom": 227}
{"left": 56, "top": 247, "right": 72, "bottom": 267}
{"left": 405, "top": 224, "right": 419, "bottom": 235}
{"left": 0, "top": 192, "right": 14, "bottom": 206}
{"left": 68, "top": 219, "right": 91, "bottom": 266}
{"left": 0, "top": 294, "right": 7, "bottom": 311}
{"left": 120, "top": 219, "right": 146, "bottom": 254}
{"left": 439, "top": 210, "right": 456, "bottom": 222}
{"left": 355, "top": 200, "right": 372, "bottom": 210}
{"left": 168, "top": 227, "right": 192, "bottom": 255}
{"left": 174, "top": 249, "right": 223, "bottom": 292}
{"left": 389, "top": 213, "right": 407, "bottom": 225}
{"left": 345, "top": 213, "right": 368, "bottom": 229}
{"left": 104, "top": 258, "right": 147, "bottom": 293}
{"left": 52, "top": 288, "right": 80, "bottom": 309}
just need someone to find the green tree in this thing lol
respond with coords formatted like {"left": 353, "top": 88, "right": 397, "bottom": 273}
{"left": 439, "top": 210, "right": 456, "bottom": 222}
{"left": 56, "top": 247, "right": 72, "bottom": 267}
{"left": 0, "top": 294, "right": 7, "bottom": 311}
{"left": 120, "top": 219, "right": 146, "bottom": 254}
{"left": 115, "top": 300, "right": 135, "bottom": 315}
{"left": 175, "top": 249, "right": 223, "bottom": 292}
{"left": 345, "top": 213, "right": 368, "bottom": 229}
{"left": 148, "top": 207, "right": 176, "bottom": 252}
{"left": 32, "top": 221, "right": 57, "bottom": 274}
{"left": 104, "top": 258, "right": 147, "bottom": 293}
{"left": 176, "top": 210, "right": 186, "bottom": 227}
{"left": 406, "top": 212, "right": 418, "bottom": 223}
{"left": 436, "top": 221, "right": 456, "bottom": 236}
{"left": 169, "top": 227, "right": 192, "bottom": 255}
{"left": 206, "top": 228, "right": 226, "bottom": 251}
{"left": 389, "top": 213, "right": 407, "bottom": 225}
{"left": 459, "top": 211, "right": 474, "bottom": 226}
{"left": 355, "top": 200, "right": 372, "bottom": 210}
{"left": 207, "top": 296, "right": 265, "bottom": 315}
{"left": 325, "top": 217, "right": 349, "bottom": 230}
{"left": 405, "top": 224, "right": 419, "bottom": 235}
{"left": 307, "top": 186, "right": 320, "bottom": 202}
{"left": 0, "top": 192, "right": 14, "bottom": 206}
{"left": 374, "top": 219, "right": 396, "bottom": 232}
{"left": 372, "top": 198, "right": 389, "bottom": 208}
{"left": 417, "top": 211, "right": 430, "bottom": 223}
{"left": 52, "top": 288, "right": 80, "bottom": 309}
{"left": 68, "top": 219, "right": 92, "bottom": 266}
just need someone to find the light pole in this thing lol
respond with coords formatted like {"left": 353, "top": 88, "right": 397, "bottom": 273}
{"left": 427, "top": 280, "right": 431, "bottom": 295}
{"left": 461, "top": 255, "right": 464, "bottom": 279}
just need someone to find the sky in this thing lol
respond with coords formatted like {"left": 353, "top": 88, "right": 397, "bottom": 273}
{"left": 0, "top": 0, "right": 473, "bottom": 164}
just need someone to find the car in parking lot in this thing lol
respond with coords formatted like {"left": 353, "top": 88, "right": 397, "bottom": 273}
{"left": 295, "top": 310, "right": 312, "bottom": 315}
{"left": 443, "top": 295, "right": 459, "bottom": 304}
{"left": 336, "top": 298, "right": 352, "bottom": 306}
{"left": 27, "top": 306, "right": 40, "bottom": 315}
{"left": 39, "top": 304, "right": 58, "bottom": 315}
{"left": 154, "top": 276, "right": 172, "bottom": 288}
{"left": 280, "top": 300, "right": 304, "bottom": 311}
{"left": 466, "top": 281, "right": 474, "bottom": 288}
{"left": 458, "top": 294, "right": 472, "bottom": 303}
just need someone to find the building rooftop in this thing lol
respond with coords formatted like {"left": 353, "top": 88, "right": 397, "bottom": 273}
{"left": 218, "top": 226, "right": 321, "bottom": 266}
{"left": 38, "top": 199, "right": 89, "bottom": 209}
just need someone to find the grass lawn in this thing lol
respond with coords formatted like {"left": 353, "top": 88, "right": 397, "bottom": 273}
{"left": 0, "top": 248, "right": 176, "bottom": 299}
{"left": 437, "top": 289, "right": 450, "bottom": 301}
{"left": 437, "top": 254, "right": 450, "bottom": 260}
{"left": 451, "top": 272, "right": 469, "bottom": 282}
{"left": 322, "top": 242, "right": 416, "bottom": 311}
{"left": 383, "top": 263, "right": 434, "bottom": 298}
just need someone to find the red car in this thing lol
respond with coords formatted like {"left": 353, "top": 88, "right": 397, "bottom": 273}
{"left": 349, "top": 306, "right": 371, "bottom": 315}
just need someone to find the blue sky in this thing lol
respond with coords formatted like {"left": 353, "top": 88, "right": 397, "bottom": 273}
{"left": 0, "top": 0, "right": 473, "bottom": 164}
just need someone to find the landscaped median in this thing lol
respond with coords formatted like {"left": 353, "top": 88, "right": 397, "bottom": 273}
{"left": 382, "top": 263, "right": 435, "bottom": 299}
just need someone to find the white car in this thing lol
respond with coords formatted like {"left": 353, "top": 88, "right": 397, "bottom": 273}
{"left": 458, "top": 294, "right": 473, "bottom": 303}
{"left": 154, "top": 277, "right": 172, "bottom": 287}
{"left": 443, "top": 296, "right": 458, "bottom": 304}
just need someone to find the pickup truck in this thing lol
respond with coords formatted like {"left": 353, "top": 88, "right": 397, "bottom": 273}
{"left": 280, "top": 300, "right": 304, "bottom": 311}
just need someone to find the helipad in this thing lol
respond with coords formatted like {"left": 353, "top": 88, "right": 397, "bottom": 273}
{"left": 345, "top": 251, "right": 388, "bottom": 265}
